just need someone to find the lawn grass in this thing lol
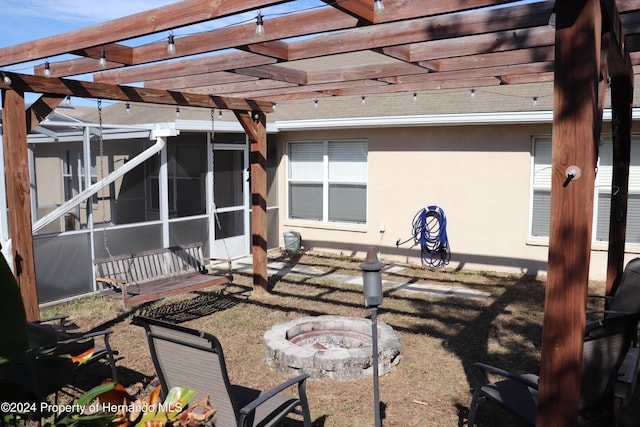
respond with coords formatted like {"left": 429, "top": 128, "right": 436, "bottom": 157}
{"left": 41, "top": 250, "right": 640, "bottom": 426}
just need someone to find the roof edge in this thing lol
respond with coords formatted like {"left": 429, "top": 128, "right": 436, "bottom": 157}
{"left": 274, "top": 109, "right": 640, "bottom": 131}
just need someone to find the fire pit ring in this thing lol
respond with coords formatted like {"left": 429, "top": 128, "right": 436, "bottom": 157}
{"left": 264, "top": 315, "right": 401, "bottom": 381}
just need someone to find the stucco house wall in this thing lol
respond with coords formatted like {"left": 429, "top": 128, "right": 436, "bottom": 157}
{"left": 277, "top": 122, "right": 628, "bottom": 280}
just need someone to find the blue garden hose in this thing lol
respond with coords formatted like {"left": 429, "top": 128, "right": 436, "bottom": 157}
{"left": 396, "top": 205, "right": 451, "bottom": 268}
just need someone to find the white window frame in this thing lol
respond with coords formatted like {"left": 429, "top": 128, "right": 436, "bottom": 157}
{"left": 530, "top": 135, "right": 640, "bottom": 245}
{"left": 287, "top": 139, "right": 368, "bottom": 225}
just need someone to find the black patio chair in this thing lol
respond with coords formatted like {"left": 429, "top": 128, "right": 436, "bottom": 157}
{"left": 468, "top": 314, "right": 639, "bottom": 426}
{"left": 132, "top": 315, "right": 312, "bottom": 427}
{"left": 0, "top": 315, "right": 117, "bottom": 403}
{"left": 28, "top": 315, "right": 118, "bottom": 382}
{"left": 588, "top": 258, "right": 640, "bottom": 322}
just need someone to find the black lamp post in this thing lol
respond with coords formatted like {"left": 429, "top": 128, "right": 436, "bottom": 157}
{"left": 360, "top": 248, "right": 384, "bottom": 427}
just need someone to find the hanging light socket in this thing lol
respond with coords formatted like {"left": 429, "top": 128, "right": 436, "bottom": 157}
{"left": 255, "top": 12, "right": 265, "bottom": 37}
{"left": 99, "top": 49, "right": 107, "bottom": 68}
{"left": 44, "top": 61, "right": 51, "bottom": 78}
{"left": 167, "top": 34, "right": 176, "bottom": 55}
{"left": 125, "top": 103, "right": 131, "bottom": 114}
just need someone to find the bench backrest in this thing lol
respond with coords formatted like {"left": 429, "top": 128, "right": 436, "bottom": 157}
{"left": 94, "top": 243, "right": 205, "bottom": 284}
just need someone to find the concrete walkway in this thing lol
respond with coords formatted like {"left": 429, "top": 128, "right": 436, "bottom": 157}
{"left": 229, "top": 257, "right": 490, "bottom": 300}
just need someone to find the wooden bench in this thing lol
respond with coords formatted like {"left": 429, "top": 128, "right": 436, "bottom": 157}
{"left": 94, "top": 242, "right": 231, "bottom": 306}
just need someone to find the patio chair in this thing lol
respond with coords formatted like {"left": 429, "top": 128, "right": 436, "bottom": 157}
{"left": 467, "top": 314, "right": 639, "bottom": 427}
{"left": 1, "top": 315, "right": 117, "bottom": 402}
{"left": 588, "top": 258, "right": 640, "bottom": 320}
{"left": 132, "top": 315, "right": 312, "bottom": 427}
{"left": 28, "top": 315, "right": 118, "bottom": 383}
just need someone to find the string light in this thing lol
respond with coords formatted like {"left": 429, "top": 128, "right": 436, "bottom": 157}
{"left": 176, "top": 107, "right": 180, "bottom": 118}
{"left": 532, "top": 96, "right": 538, "bottom": 106}
{"left": 99, "top": 49, "right": 107, "bottom": 68}
{"left": 167, "top": 34, "right": 176, "bottom": 55}
{"left": 374, "top": 0, "right": 385, "bottom": 15}
{"left": 470, "top": 88, "right": 475, "bottom": 98}
{"left": 65, "top": 96, "right": 71, "bottom": 106}
{"left": 314, "top": 99, "right": 318, "bottom": 108}
{"left": 361, "top": 96, "right": 366, "bottom": 105}
{"left": 413, "top": 92, "right": 417, "bottom": 102}
{"left": 255, "top": 12, "right": 265, "bottom": 37}
{"left": 219, "top": 110, "right": 223, "bottom": 119}
{"left": 2, "top": 72, "right": 11, "bottom": 85}
{"left": 44, "top": 61, "right": 51, "bottom": 78}
{"left": 272, "top": 102, "right": 277, "bottom": 110}
{"left": 125, "top": 103, "right": 131, "bottom": 114}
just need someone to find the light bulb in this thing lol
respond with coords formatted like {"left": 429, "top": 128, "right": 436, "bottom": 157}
{"left": 470, "top": 88, "right": 475, "bottom": 98}
{"left": 255, "top": 12, "right": 265, "bottom": 37}
{"left": 2, "top": 73, "right": 11, "bottom": 85}
{"left": 533, "top": 97, "right": 538, "bottom": 106}
{"left": 99, "top": 50, "right": 107, "bottom": 68}
{"left": 361, "top": 96, "right": 366, "bottom": 105}
{"left": 219, "top": 110, "right": 223, "bottom": 119}
{"left": 374, "top": 0, "right": 384, "bottom": 16}
{"left": 176, "top": 107, "right": 180, "bottom": 118}
{"left": 167, "top": 34, "right": 176, "bottom": 55}
{"left": 66, "top": 96, "right": 71, "bottom": 106}
{"left": 125, "top": 103, "right": 131, "bottom": 114}
{"left": 44, "top": 61, "right": 51, "bottom": 78}
{"left": 314, "top": 99, "right": 318, "bottom": 108}
{"left": 413, "top": 92, "right": 417, "bottom": 102}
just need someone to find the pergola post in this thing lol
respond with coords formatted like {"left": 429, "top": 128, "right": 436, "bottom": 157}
{"left": 1, "top": 89, "right": 40, "bottom": 321}
{"left": 537, "top": 1, "right": 602, "bottom": 425}
{"left": 235, "top": 110, "right": 269, "bottom": 294}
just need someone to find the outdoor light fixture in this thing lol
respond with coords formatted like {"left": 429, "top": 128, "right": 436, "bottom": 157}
{"left": 360, "top": 248, "right": 384, "bottom": 427}
{"left": 44, "top": 61, "right": 51, "bottom": 78}
{"left": 255, "top": 12, "right": 265, "bottom": 37}
{"left": 373, "top": 0, "right": 385, "bottom": 15}
{"left": 167, "top": 34, "right": 176, "bottom": 55}
{"left": 99, "top": 49, "right": 107, "bottom": 68}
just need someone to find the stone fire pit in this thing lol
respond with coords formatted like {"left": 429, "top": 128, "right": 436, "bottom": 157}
{"left": 264, "top": 315, "right": 401, "bottom": 381}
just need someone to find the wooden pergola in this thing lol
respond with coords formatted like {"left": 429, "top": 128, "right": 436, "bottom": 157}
{"left": 1, "top": 1, "right": 639, "bottom": 425}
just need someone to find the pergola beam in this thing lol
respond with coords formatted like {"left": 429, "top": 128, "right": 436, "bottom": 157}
{"left": 0, "top": 72, "right": 273, "bottom": 113}
{"left": 0, "top": 0, "right": 292, "bottom": 67}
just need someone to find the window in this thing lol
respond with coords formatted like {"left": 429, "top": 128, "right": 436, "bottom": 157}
{"left": 288, "top": 140, "right": 367, "bottom": 224}
{"left": 531, "top": 136, "right": 640, "bottom": 243}
{"left": 148, "top": 139, "right": 206, "bottom": 218}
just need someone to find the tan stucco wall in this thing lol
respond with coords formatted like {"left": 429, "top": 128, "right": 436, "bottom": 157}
{"left": 277, "top": 123, "right": 631, "bottom": 281}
